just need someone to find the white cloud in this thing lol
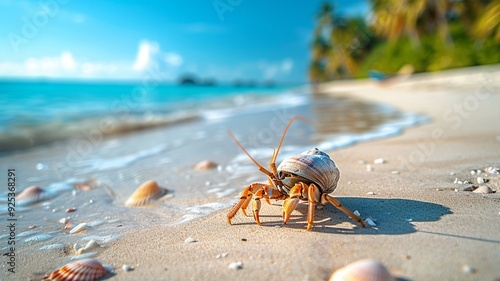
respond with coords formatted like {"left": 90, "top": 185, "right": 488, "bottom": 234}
{"left": 258, "top": 58, "right": 294, "bottom": 80}
{"left": 164, "top": 52, "right": 182, "bottom": 67}
{"left": 281, "top": 58, "right": 293, "bottom": 72}
{"left": 60, "top": 51, "right": 76, "bottom": 70}
{"left": 133, "top": 40, "right": 159, "bottom": 71}
{"left": 0, "top": 40, "right": 184, "bottom": 80}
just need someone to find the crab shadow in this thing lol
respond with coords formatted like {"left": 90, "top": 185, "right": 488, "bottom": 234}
{"left": 233, "top": 197, "right": 453, "bottom": 235}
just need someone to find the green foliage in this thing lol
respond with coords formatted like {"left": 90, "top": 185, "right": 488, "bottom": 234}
{"left": 310, "top": 1, "right": 500, "bottom": 81}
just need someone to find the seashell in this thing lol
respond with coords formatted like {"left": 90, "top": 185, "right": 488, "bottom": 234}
{"left": 193, "top": 160, "right": 218, "bottom": 170}
{"left": 228, "top": 261, "right": 243, "bottom": 270}
{"left": 277, "top": 148, "right": 339, "bottom": 194}
{"left": 329, "top": 259, "right": 395, "bottom": 281}
{"left": 69, "top": 223, "right": 88, "bottom": 234}
{"left": 17, "top": 186, "right": 50, "bottom": 206}
{"left": 373, "top": 158, "right": 386, "bottom": 164}
{"left": 125, "top": 180, "right": 168, "bottom": 207}
{"left": 43, "top": 258, "right": 110, "bottom": 281}
{"left": 472, "top": 185, "right": 494, "bottom": 194}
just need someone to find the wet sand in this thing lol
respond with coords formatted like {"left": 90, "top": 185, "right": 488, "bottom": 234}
{"left": 6, "top": 65, "right": 500, "bottom": 280}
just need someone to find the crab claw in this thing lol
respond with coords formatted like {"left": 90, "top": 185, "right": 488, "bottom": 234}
{"left": 282, "top": 197, "right": 300, "bottom": 224}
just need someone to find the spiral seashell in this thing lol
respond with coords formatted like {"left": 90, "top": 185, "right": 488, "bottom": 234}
{"left": 17, "top": 186, "right": 50, "bottom": 206}
{"left": 329, "top": 259, "right": 395, "bottom": 281}
{"left": 42, "top": 258, "right": 110, "bottom": 281}
{"left": 125, "top": 180, "right": 168, "bottom": 207}
{"left": 277, "top": 148, "right": 339, "bottom": 194}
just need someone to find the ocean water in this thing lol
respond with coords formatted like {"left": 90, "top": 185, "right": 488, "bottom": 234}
{"left": 0, "top": 80, "right": 294, "bottom": 152}
{"left": 0, "top": 79, "right": 430, "bottom": 256}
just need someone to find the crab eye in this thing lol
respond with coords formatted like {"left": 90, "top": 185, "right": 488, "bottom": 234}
{"left": 278, "top": 171, "right": 283, "bottom": 178}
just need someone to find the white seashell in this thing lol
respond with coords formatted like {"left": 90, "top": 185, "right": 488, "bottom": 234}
{"left": 228, "top": 261, "right": 243, "bottom": 270}
{"left": 476, "top": 177, "right": 485, "bottom": 184}
{"left": 329, "top": 259, "right": 395, "bottom": 281}
{"left": 69, "top": 223, "right": 88, "bottom": 234}
{"left": 366, "top": 165, "right": 373, "bottom": 172}
{"left": 374, "top": 158, "right": 386, "bottom": 164}
{"left": 122, "top": 265, "right": 133, "bottom": 272}
{"left": 42, "top": 258, "right": 110, "bottom": 281}
{"left": 59, "top": 218, "right": 69, "bottom": 224}
{"left": 125, "top": 180, "right": 168, "bottom": 207}
{"left": 184, "top": 237, "right": 197, "bottom": 243}
{"left": 391, "top": 170, "right": 400, "bottom": 175}
{"left": 17, "top": 186, "right": 51, "bottom": 206}
{"left": 473, "top": 185, "right": 494, "bottom": 194}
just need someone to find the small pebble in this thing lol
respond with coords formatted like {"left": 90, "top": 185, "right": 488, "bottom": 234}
{"left": 366, "top": 191, "right": 376, "bottom": 195}
{"left": 391, "top": 170, "right": 400, "bottom": 174}
{"left": 358, "top": 160, "right": 366, "bottom": 164}
{"left": 28, "top": 225, "right": 36, "bottom": 229}
{"left": 365, "top": 217, "right": 377, "bottom": 226}
{"left": 241, "top": 238, "right": 247, "bottom": 242}
{"left": 405, "top": 218, "right": 413, "bottom": 222}
{"left": 449, "top": 172, "right": 456, "bottom": 176}
{"left": 52, "top": 208, "right": 58, "bottom": 213}
{"left": 66, "top": 207, "right": 77, "bottom": 213}
{"left": 184, "top": 237, "right": 197, "bottom": 243}
{"left": 366, "top": 165, "right": 373, "bottom": 172}
{"left": 228, "top": 262, "right": 243, "bottom": 270}
{"left": 122, "top": 265, "right": 133, "bottom": 272}
{"left": 476, "top": 177, "right": 485, "bottom": 184}
{"left": 462, "top": 265, "right": 476, "bottom": 274}
{"left": 470, "top": 170, "right": 476, "bottom": 175}
{"left": 216, "top": 252, "right": 229, "bottom": 259}
{"left": 374, "top": 158, "right": 386, "bottom": 164}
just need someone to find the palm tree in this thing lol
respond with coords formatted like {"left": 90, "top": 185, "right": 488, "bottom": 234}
{"left": 474, "top": 0, "right": 500, "bottom": 43}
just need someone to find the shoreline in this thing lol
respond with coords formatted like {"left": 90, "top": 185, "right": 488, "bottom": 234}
{"left": 5, "top": 65, "right": 500, "bottom": 280}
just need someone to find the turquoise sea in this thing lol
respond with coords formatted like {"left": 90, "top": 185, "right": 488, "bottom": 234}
{"left": 0, "top": 80, "right": 293, "bottom": 151}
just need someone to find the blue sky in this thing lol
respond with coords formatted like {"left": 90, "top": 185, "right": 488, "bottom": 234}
{"left": 0, "top": 0, "right": 369, "bottom": 84}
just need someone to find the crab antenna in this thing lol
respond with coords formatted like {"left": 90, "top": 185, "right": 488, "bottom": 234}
{"left": 227, "top": 129, "right": 274, "bottom": 177}
{"left": 271, "top": 116, "right": 311, "bottom": 164}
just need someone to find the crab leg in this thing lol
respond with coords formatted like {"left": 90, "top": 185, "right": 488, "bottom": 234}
{"left": 227, "top": 183, "right": 279, "bottom": 225}
{"left": 321, "top": 194, "right": 365, "bottom": 228}
{"left": 306, "top": 184, "right": 318, "bottom": 231}
{"left": 282, "top": 183, "right": 304, "bottom": 224}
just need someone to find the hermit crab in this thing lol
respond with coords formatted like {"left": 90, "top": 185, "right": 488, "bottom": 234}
{"left": 227, "top": 116, "right": 365, "bottom": 231}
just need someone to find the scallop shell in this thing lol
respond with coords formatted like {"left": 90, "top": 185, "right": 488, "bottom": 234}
{"left": 17, "top": 186, "right": 50, "bottom": 206}
{"left": 329, "top": 259, "right": 395, "bottom": 281}
{"left": 193, "top": 160, "right": 218, "bottom": 170}
{"left": 125, "top": 180, "right": 168, "bottom": 207}
{"left": 473, "top": 185, "right": 494, "bottom": 194}
{"left": 277, "top": 148, "right": 339, "bottom": 194}
{"left": 43, "top": 258, "right": 110, "bottom": 281}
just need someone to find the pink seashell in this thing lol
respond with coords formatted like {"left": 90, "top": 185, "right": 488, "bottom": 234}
{"left": 125, "top": 180, "right": 168, "bottom": 207}
{"left": 42, "top": 258, "right": 110, "bottom": 281}
{"left": 17, "top": 186, "right": 49, "bottom": 206}
{"left": 330, "top": 259, "right": 395, "bottom": 281}
{"left": 193, "top": 160, "right": 218, "bottom": 170}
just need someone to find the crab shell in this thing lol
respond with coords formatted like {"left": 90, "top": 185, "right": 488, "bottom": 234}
{"left": 277, "top": 148, "right": 340, "bottom": 195}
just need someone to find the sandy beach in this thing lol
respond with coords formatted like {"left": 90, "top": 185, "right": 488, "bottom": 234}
{"left": 5, "top": 66, "right": 500, "bottom": 280}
